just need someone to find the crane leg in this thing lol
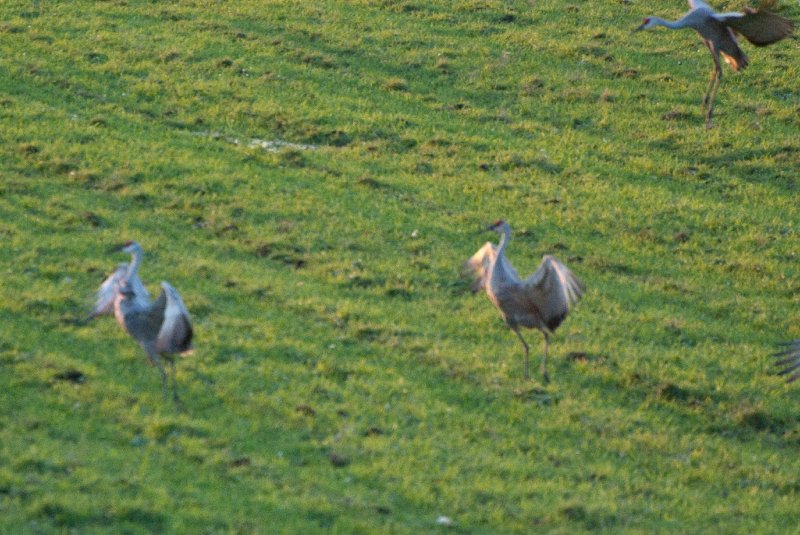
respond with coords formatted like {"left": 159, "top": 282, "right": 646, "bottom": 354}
{"left": 702, "top": 67, "right": 716, "bottom": 112}
{"left": 148, "top": 354, "right": 170, "bottom": 400}
{"left": 171, "top": 361, "right": 178, "bottom": 402}
{"left": 541, "top": 333, "right": 550, "bottom": 385}
{"left": 512, "top": 327, "right": 530, "bottom": 380}
{"left": 702, "top": 54, "right": 722, "bottom": 129}
{"left": 168, "top": 358, "right": 183, "bottom": 409}
{"left": 705, "top": 68, "right": 721, "bottom": 129}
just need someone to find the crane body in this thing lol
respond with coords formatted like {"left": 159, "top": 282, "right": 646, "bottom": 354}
{"left": 636, "top": 0, "right": 793, "bottom": 127}
{"left": 464, "top": 220, "right": 584, "bottom": 382}
{"left": 90, "top": 241, "right": 193, "bottom": 404}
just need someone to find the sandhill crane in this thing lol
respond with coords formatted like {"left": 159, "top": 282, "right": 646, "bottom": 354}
{"left": 773, "top": 340, "right": 800, "bottom": 382}
{"left": 635, "top": 0, "right": 793, "bottom": 128}
{"left": 90, "top": 241, "right": 193, "bottom": 403}
{"left": 463, "top": 220, "right": 584, "bottom": 383}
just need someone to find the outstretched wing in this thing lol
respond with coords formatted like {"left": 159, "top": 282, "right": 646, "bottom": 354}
{"left": 155, "top": 282, "right": 193, "bottom": 355}
{"left": 522, "top": 255, "right": 585, "bottom": 332}
{"left": 716, "top": 8, "right": 794, "bottom": 46}
{"left": 774, "top": 339, "right": 800, "bottom": 382}
{"left": 462, "top": 242, "right": 497, "bottom": 293}
{"left": 89, "top": 264, "right": 149, "bottom": 319}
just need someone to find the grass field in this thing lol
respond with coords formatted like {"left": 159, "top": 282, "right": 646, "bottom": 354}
{"left": 1, "top": 0, "right": 800, "bottom": 532}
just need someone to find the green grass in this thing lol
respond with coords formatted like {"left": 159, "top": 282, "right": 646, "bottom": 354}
{"left": 1, "top": 0, "right": 800, "bottom": 532}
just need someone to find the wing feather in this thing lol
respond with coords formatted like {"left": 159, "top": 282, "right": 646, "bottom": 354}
{"left": 719, "top": 8, "right": 794, "bottom": 46}
{"left": 522, "top": 256, "right": 585, "bottom": 331}
{"left": 462, "top": 242, "right": 497, "bottom": 293}
{"left": 688, "top": 0, "right": 711, "bottom": 10}
{"left": 155, "top": 282, "right": 193, "bottom": 355}
{"left": 89, "top": 264, "right": 149, "bottom": 318}
{"left": 774, "top": 339, "right": 800, "bottom": 383}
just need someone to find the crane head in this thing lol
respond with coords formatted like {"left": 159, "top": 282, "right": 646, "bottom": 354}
{"left": 486, "top": 219, "right": 507, "bottom": 233}
{"left": 110, "top": 240, "right": 141, "bottom": 254}
{"left": 635, "top": 18, "right": 654, "bottom": 31}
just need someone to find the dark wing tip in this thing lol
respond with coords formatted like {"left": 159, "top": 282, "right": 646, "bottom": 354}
{"left": 729, "top": 8, "right": 794, "bottom": 46}
{"left": 545, "top": 311, "right": 567, "bottom": 332}
{"left": 178, "top": 317, "right": 193, "bottom": 353}
{"left": 773, "top": 349, "right": 800, "bottom": 382}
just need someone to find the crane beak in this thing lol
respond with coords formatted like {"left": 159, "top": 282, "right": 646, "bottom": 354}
{"left": 633, "top": 24, "right": 645, "bottom": 33}
{"left": 108, "top": 242, "right": 127, "bottom": 253}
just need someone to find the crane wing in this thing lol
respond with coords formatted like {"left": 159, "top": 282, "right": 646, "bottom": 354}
{"left": 774, "top": 339, "right": 800, "bottom": 383}
{"left": 462, "top": 242, "right": 497, "bottom": 293}
{"left": 716, "top": 8, "right": 794, "bottom": 46}
{"left": 155, "top": 282, "right": 193, "bottom": 355}
{"left": 89, "top": 264, "right": 127, "bottom": 318}
{"left": 522, "top": 256, "right": 585, "bottom": 332}
{"left": 688, "top": 0, "right": 711, "bottom": 10}
{"left": 89, "top": 264, "right": 150, "bottom": 318}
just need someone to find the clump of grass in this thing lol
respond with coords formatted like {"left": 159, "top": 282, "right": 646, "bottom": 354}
{"left": 663, "top": 109, "right": 693, "bottom": 121}
{"left": 18, "top": 143, "right": 39, "bottom": 155}
{"left": 384, "top": 77, "right": 408, "bottom": 91}
{"left": 653, "top": 381, "right": 691, "bottom": 403}
{"left": 733, "top": 402, "right": 781, "bottom": 432}
{"left": 301, "top": 53, "right": 335, "bottom": 69}
{"left": 520, "top": 76, "right": 545, "bottom": 96}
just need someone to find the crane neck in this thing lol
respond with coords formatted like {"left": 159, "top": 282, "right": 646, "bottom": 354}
{"left": 496, "top": 224, "right": 511, "bottom": 258}
{"left": 126, "top": 246, "right": 143, "bottom": 281}
{"left": 649, "top": 16, "right": 692, "bottom": 30}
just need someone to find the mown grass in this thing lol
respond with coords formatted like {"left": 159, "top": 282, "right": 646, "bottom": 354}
{"left": 1, "top": 0, "right": 799, "bottom": 532}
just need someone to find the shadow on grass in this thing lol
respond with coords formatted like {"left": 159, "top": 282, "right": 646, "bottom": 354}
{"left": 30, "top": 501, "right": 167, "bottom": 531}
{"left": 559, "top": 501, "right": 618, "bottom": 531}
{"left": 699, "top": 145, "right": 799, "bottom": 192}
{"left": 577, "top": 365, "right": 797, "bottom": 440}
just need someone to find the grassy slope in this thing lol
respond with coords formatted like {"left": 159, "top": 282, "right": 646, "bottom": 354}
{"left": 1, "top": 0, "right": 799, "bottom": 532}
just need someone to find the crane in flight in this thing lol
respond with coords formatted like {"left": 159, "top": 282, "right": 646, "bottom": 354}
{"left": 463, "top": 220, "right": 584, "bottom": 383}
{"left": 90, "top": 241, "right": 194, "bottom": 404}
{"left": 635, "top": 0, "right": 793, "bottom": 128}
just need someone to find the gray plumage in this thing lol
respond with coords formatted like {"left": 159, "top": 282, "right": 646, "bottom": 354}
{"left": 91, "top": 241, "right": 193, "bottom": 403}
{"left": 89, "top": 263, "right": 149, "bottom": 319}
{"left": 463, "top": 220, "right": 584, "bottom": 382}
{"left": 636, "top": 0, "right": 793, "bottom": 128}
{"left": 773, "top": 340, "right": 800, "bottom": 383}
